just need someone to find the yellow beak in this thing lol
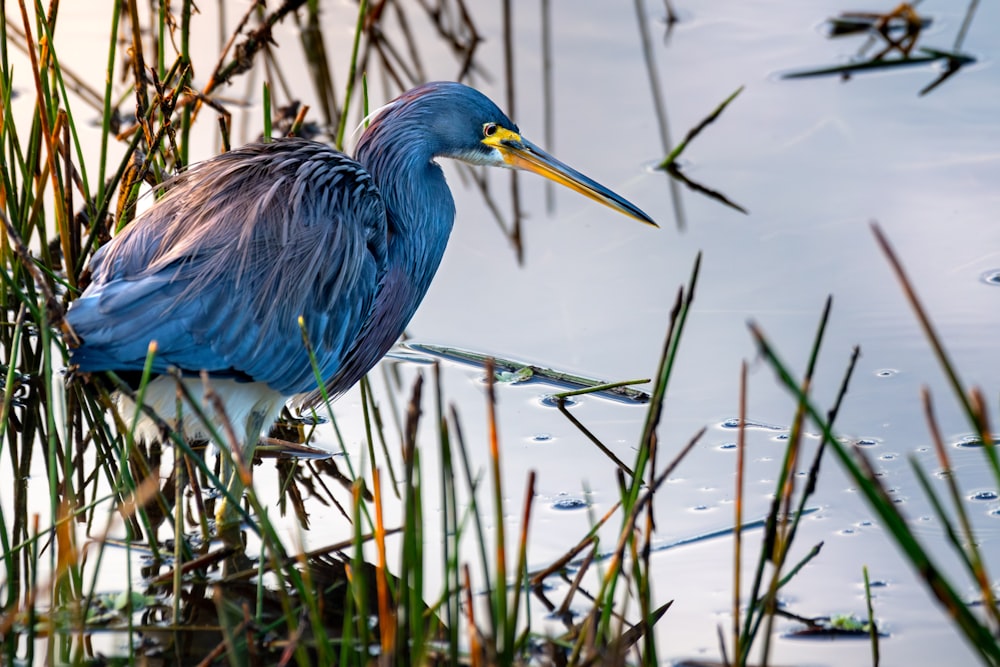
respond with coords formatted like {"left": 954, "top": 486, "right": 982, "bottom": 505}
{"left": 484, "top": 127, "right": 657, "bottom": 227}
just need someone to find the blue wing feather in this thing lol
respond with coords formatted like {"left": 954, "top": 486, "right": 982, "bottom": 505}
{"left": 67, "top": 138, "right": 388, "bottom": 396}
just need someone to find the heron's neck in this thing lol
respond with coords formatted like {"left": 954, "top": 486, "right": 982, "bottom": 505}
{"left": 357, "top": 134, "right": 456, "bottom": 293}
{"left": 319, "top": 133, "right": 457, "bottom": 396}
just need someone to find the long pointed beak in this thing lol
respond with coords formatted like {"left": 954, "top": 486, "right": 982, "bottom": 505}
{"left": 487, "top": 130, "right": 658, "bottom": 227}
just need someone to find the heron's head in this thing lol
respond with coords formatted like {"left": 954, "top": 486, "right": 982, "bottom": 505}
{"left": 367, "top": 81, "right": 657, "bottom": 226}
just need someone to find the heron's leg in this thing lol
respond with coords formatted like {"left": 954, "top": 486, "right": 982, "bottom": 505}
{"left": 214, "top": 408, "right": 267, "bottom": 534}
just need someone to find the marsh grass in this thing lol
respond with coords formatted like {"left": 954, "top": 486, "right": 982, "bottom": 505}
{"left": 745, "top": 229, "right": 1000, "bottom": 666}
{"left": 2, "top": 1, "right": 998, "bottom": 666}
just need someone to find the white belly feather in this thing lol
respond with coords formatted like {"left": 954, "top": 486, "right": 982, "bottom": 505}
{"left": 116, "top": 376, "right": 286, "bottom": 448}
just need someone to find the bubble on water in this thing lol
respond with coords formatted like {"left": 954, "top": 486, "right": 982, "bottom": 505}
{"left": 719, "top": 442, "right": 737, "bottom": 451}
{"left": 875, "top": 368, "right": 898, "bottom": 378}
{"left": 954, "top": 435, "right": 985, "bottom": 448}
{"left": 979, "top": 270, "right": 1000, "bottom": 286}
{"left": 552, "top": 497, "right": 587, "bottom": 511}
{"left": 855, "top": 438, "right": 878, "bottom": 447}
{"left": 969, "top": 490, "right": 998, "bottom": 502}
{"left": 530, "top": 433, "right": 553, "bottom": 443}
{"left": 692, "top": 504, "right": 709, "bottom": 511}
{"left": 539, "top": 395, "right": 578, "bottom": 408}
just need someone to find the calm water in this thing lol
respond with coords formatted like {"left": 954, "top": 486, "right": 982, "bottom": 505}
{"left": 399, "top": 4, "right": 1000, "bottom": 663}
{"left": 391, "top": 3, "right": 1000, "bottom": 664}
{"left": 9, "top": 1, "right": 1000, "bottom": 664}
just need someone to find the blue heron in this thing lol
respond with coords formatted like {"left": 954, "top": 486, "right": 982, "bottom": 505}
{"left": 67, "top": 81, "right": 655, "bottom": 527}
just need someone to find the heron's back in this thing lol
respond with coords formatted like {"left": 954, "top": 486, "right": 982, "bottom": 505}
{"left": 67, "top": 138, "right": 390, "bottom": 398}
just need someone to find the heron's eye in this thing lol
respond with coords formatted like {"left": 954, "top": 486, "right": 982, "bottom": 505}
{"left": 483, "top": 123, "right": 498, "bottom": 138}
